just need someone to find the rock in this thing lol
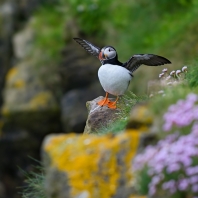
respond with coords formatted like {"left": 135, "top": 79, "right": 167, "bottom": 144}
{"left": 84, "top": 96, "right": 122, "bottom": 134}
{"left": 0, "top": 59, "right": 62, "bottom": 198}
{"left": 42, "top": 132, "right": 141, "bottom": 198}
{"left": 0, "top": 1, "right": 16, "bottom": 105}
{"left": 61, "top": 82, "right": 104, "bottom": 133}
{"left": 0, "top": 129, "right": 40, "bottom": 198}
{"left": 0, "top": 2, "right": 60, "bottom": 198}
{"left": 0, "top": 181, "right": 5, "bottom": 198}
{"left": 60, "top": 43, "right": 100, "bottom": 91}
{"left": 13, "top": 21, "right": 34, "bottom": 59}
{"left": 2, "top": 60, "right": 61, "bottom": 134}
{"left": 126, "top": 103, "right": 153, "bottom": 131}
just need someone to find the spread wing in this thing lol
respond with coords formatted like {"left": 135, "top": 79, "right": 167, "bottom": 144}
{"left": 123, "top": 54, "right": 171, "bottom": 73}
{"left": 73, "top": 38, "right": 100, "bottom": 58}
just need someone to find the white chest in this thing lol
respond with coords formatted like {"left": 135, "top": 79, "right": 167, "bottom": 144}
{"left": 98, "top": 64, "right": 132, "bottom": 96}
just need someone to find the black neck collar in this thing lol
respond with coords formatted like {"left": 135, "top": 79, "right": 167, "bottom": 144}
{"left": 102, "top": 55, "right": 122, "bottom": 66}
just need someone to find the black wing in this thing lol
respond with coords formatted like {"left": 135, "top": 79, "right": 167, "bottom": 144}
{"left": 73, "top": 38, "right": 100, "bottom": 58}
{"left": 123, "top": 54, "right": 171, "bottom": 73}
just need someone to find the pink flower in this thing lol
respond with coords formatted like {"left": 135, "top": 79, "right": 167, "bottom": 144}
{"left": 192, "top": 184, "right": 198, "bottom": 192}
{"left": 178, "top": 179, "right": 189, "bottom": 191}
{"left": 167, "top": 163, "right": 180, "bottom": 173}
{"left": 190, "top": 176, "right": 198, "bottom": 184}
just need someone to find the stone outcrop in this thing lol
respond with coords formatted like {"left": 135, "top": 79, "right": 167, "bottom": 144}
{"left": 84, "top": 97, "right": 156, "bottom": 149}
{"left": 41, "top": 101, "right": 154, "bottom": 198}
{"left": 84, "top": 96, "right": 123, "bottom": 134}
{"left": 42, "top": 132, "right": 142, "bottom": 198}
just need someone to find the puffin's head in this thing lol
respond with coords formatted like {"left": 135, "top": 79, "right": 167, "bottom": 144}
{"left": 99, "top": 46, "right": 117, "bottom": 61}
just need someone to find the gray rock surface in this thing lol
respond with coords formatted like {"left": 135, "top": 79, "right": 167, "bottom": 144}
{"left": 61, "top": 82, "right": 104, "bottom": 133}
{"left": 0, "top": 2, "right": 59, "bottom": 197}
{"left": 0, "top": 1, "right": 16, "bottom": 104}
{"left": 60, "top": 43, "right": 100, "bottom": 91}
{"left": 84, "top": 96, "right": 122, "bottom": 134}
{"left": 13, "top": 21, "right": 34, "bottom": 59}
{"left": 2, "top": 59, "right": 61, "bottom": 133}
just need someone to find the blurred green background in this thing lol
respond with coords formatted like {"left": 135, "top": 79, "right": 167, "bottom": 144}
{"left": 0, "top": 0, "right": 198, "bottom": 197}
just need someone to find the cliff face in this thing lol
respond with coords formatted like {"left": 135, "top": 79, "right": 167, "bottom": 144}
{"left": 0, "top": 2, "right": 53, "bottom": 197}
{"left": 0, "top": 1, "right": 102, "bottom": 197}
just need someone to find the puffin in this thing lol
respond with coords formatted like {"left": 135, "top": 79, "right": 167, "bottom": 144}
{"left": 73, "top": 38, "right": 171, "bottom": 109}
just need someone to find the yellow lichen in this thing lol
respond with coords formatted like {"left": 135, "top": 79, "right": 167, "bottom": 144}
{"left": 6, "top": 67, "right": 18, "bottom": 81}
{"left": 29, "top": 92, "right": 54, "bottom": 109}
{"left": 135, "top": 105, "right": 153, "bottom": 124}
{"left": 13, "top": 79, "right": 25, "bottom": 88}
{"left": 1, "top": 106, "right": 10, "bottom": 116}
{"left": 44, "top": 132, "right": 141, "bottom": 198}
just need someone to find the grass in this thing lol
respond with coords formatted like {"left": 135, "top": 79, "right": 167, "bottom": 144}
{"left": 20, "top": 166, "right": 45, "bottom": 198}
{"left": 96, "top": 92, "right": 148, "bottom": 135}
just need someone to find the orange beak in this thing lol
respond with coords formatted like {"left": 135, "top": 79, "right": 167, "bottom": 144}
{"left": 99, "top": 51, "right": 104, "bottom": 60}
{"left": 99, "top": 51, "right": 108, "bottom": 60}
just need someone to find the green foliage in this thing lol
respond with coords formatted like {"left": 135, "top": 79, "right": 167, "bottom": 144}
{"left": 186, "top": 61, "right": 198, "bottom": 88}
{"left": 28, "top": 0, "right": 198, "bottom": 96}
{"left": 62, "top": 0, "right": 113, "bottom": 37}
{"left": 32, "top": 5, "right": 65, "bottom": 63}
{"left": 151, "top": 0, "right": 193, "bottom": 12}
{"left": 135, "top": 166, "right": 151, "bottom": 195}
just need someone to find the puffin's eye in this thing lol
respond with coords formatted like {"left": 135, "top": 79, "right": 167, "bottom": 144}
{"left": 108, "top": 48, "right": 110, "bottom": 52}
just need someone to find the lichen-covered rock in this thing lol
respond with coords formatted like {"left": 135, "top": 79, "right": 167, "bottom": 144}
{"left": 61, "top": 83, "right": 103, "bottom": 133}
{"left": 42, "top": 132, "right": 142, "bottom": 198}
{"left": 126, "top": 103, "right": 153, "bottom": 131}
{"left": 84, "top": 96, "right": 122, "bottom": 134}
{"left": 1, "top": 60, "right": 61, "bottom": 134}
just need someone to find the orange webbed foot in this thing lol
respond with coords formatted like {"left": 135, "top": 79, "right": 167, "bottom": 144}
{"left": 107, "top": 96, "right": 119, "bottom": 109}
{"left": 107, "top": 102, "right": 117, "bottom": 109}
{"left": 97, "top": 98, "right": 112, "bottom": 106}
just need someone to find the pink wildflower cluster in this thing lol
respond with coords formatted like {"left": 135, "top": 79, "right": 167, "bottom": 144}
{"left": 163, "top": 93, "right": 198, "bottom": 134}
{"left": 133, "top": 132, "right": 198, "bottom": 197}
{"left": 133, "top": 93, "right": 198, "bottom": 197}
